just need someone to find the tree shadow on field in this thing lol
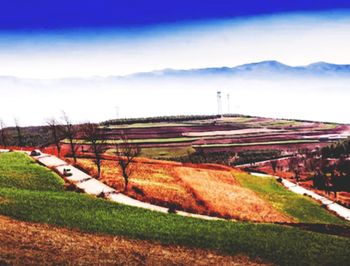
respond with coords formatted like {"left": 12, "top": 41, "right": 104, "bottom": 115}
{"left": 276, "top": 222, "right": 350, "bottom": 238}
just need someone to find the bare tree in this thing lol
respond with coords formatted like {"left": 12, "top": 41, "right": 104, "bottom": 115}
{"left": 81, "top": 123, "right": 106, "bottom": 179}
{"left": 288, "top": 154, "right": 304, "bottom": 182}
{"left": 62, "top": 112, "right": 78, "bottom": 163}
{"left": 115, "top": 133, "right": 140, "bottom": 192}
{"left": 305, "top": 157, "right": 321, "bottom": 173}
{"left": 270, "top": 160, "right": 278, "bottom": 173}
{"left": 288, "top": 155, "right": 298, "bottom": 173}
{"left": 14, "top": 118, "right": 24, "bottom": 147}
{"left": 0, "top": 119, "right": 7, "bottom": 147}
{"left": 47, "top": 118, "right": 63, "bottom": 157}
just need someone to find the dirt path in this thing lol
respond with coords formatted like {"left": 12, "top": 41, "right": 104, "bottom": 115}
{"left": 235, "top": 156, "right": 292, "bottom": 168}
{"left": 0, "top": 215, "right": 267, "bottom": 266}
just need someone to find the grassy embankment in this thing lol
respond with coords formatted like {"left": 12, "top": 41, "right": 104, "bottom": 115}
{"left": 0, "top": 152, "right": 64, "bottom": 191}
{"left": 0, "top": 152, "right": 349, "bottom": 265}
{"left": 234, "top": 170, "right": 348, "bottom": 225}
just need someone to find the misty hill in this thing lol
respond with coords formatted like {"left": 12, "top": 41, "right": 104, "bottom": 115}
{"left": 2, "top": 61, "right": 350, "bottom": 84}
{"left": 128, "top": 61, "right": 350, "bottom": 79}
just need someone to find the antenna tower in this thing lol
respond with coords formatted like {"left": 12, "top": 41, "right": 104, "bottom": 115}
{"left": 217, "top": 91, "right": 222, "bottom": 116}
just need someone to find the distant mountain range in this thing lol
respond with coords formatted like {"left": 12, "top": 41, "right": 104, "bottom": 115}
{"left": 127, "top": 61, "right": 350, "bottom": 79}
{"left": 1, "top": 61, "right": 350, "bottom": 83}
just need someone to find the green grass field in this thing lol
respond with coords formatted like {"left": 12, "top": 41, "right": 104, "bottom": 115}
{"left": 318, "top": 123, "right": 338, "bottom": 130}
{"left": 107, "top": 146, "right": 196, "bottom": 159}
{"left": 1, "top": 187, "right": 350, "bottom": 266}
{"left": 194, "top": 139, "right": 320, "bottom": 148}
{"left": 99, "top": 122, "right": 201, "bottom": 129}
{"left": 0, "top": 152, "right": 350, "bottom": 265}
{"left": 139, "top": 146, "right": 196, "bottom": 159}
{"left": 0, "top": 152, "right": 64, "bottom": 192}
{"left": 234, "top": 171, "right": 348, "bottom": 225}
{"left": 258, "top": 120, "right": 301, "bottom": 128}
{"left": 218, "top": 116, "right": 255, "bottom": 123}
{"left": 63, "top": 136, "right": 199, "bottom": 145}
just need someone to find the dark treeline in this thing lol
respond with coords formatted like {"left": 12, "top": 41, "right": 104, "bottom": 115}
{"left": 0, "top": 121, "right": 82, "bottom": 148}
{"left": 273, "top": 142, "right": 350, "bottom": 194}
{"left": 322, "top": 138, "right": 350, "bottom": 158}
{"left": 101, "top": 113, "right": 343, "bottom": 126}
{"left": 233, "top": 150, "right": 282, "bottom": 165}
{"left": 312, "top": 158, "right": 350, "bottom": 193}
{"left": 172, "top": 150, "right": 235, "bottom": 165}
{"left": 101, "top": 114, "right": 251, "bottom": 126}
{"left": 167, "top": 149, "right": 282, "bottom": 166}
{"left": 0, "top": 126, "right": 62, "bottom": 147}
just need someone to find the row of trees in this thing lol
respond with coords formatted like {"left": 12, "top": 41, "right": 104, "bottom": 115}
{"left": 0, "top": 113, "right": 82, "bottom": 163}
{"left": 0, "top": 118, "right": 24, "bottom": 147}
{"left": 0, "top": 118, "right": 68, "bottom": 148}
{"left": 41, "top": 113, "right": 140, "bottom": 192}
{"left": 100, "top": 114, "right": 252, "bottom": 126}
{"left": 169, "top": 149, "right": 282, "bottom": 166}
{"left": 1, "top": 112, "right": 140, "bottom": 192}
{"left": 269, "top": 145, "right": 350, "bottom": 193}
{"left": 42, "top": 113, "right": 78, "bottom": 161}
{"left": 322, "top": 138, "right": 350, "bottom": 158}
{"left": 74, "top": 123, "right": 140, "bottom": 192}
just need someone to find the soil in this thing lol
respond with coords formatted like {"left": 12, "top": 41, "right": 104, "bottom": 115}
{"left": 175, "top": 167, "right": 292, "bottom": 223}
{"left": 0, "top": 215, "right": 268, "bottom": 266}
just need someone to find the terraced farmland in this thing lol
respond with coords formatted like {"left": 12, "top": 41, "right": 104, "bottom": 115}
{"left": 62, "top": 115, "right": 350, "bottom": 161}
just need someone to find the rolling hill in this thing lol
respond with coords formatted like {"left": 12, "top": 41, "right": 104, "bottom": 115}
{"left": 128, "top": 61, "right": 350, "bottom": 79}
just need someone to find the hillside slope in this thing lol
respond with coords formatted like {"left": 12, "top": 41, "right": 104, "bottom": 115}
{"left": 0, "top": 215, "right": 264, "bottom": 266}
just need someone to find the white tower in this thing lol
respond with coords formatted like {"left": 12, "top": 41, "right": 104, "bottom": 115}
{"left": 115, "top": 106, "right": 120, "bottom": 118}
{"left": 227, "top": 93, "right": 230, "bottom": 114}
{"left": 217, "top": 91, "right": 222, "bottom": 116}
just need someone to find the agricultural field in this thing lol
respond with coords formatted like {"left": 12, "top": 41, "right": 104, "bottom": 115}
{"left": 63, "top": 115, "right": 350, "bottom": 163}
{"left": 139, "top": 146, "right": 196, "bottom": 159}
{"left": 74, "top": 157, "right": 347, "bottom": 224}
{"left": 105, "top": 146, "right": 196, "bottom": 159}
{"left": 1, "top": 152, "right": 350, "bottom": 266}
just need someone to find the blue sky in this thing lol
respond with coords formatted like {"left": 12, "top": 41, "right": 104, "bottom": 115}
{"left": 1, "top": 2, "right": 350, "bottom": 124}
{"left": 1, "top": 1, "right": 350, "bottom": 30}
{"left": 1, "top": 9, "right": 350, "bottom": 78}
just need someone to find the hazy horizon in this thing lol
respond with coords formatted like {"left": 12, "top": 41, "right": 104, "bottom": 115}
{"left": 1, "top": 3, "right": 350, "bottom": 126}
{"left": 1, "top": 72, "right": 349, "bottom": 126}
